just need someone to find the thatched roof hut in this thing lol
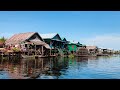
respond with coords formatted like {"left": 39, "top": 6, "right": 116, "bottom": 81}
{"left": 5, "top": 32, "right": 51, "bottom": 49}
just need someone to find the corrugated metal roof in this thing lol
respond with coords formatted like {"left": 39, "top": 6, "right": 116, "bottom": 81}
{"left": 40, "top": 33, "right": 57, "bottom": 39}
{"left": 70, "top": 40, "right": 79, "bottom": 44}
{"left": 62, "top": 37, "right": 67, "bottom": 41}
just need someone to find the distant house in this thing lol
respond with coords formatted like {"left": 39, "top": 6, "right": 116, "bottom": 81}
{"left": 40, "top": 33, "right": 65, "bottom": 49}
{"left": 86, "top": 46, "right": 98, "bottom": 54}
{"left": 5, "top": 32, "right": 50, "bottom": 56}
{"left": 98, "top": 48, "right": 103, "bottom": 54}
{"left": 67, "top": 42, "right": 77, "bottom": 52}
{"left": 77, "top": 42, "right": 83, "bottom": 47}
{"left": 102, "top": 49, "right": 110, "bottom": 54}
{"left": 76, "top": 45, "right": 88, "bottom": 56}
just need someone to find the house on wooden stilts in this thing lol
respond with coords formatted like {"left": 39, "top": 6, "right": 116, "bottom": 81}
{"left": 61, "top": 37, "right": 69, "bottom": 56}
{"left": 40, "top": 33, "right": 65, "bottom": 56}
{"left": 66, "top": 41, "right": 82, "bottom": 54}
{"left": 5, "top": 32, "right": 51, "bottom": 58}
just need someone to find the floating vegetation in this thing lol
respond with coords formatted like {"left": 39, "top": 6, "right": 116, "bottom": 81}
{"left": 68, "top": 54, "right": 75, "bottom": 58}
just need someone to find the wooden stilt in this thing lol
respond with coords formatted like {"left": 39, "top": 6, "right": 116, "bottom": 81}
{"left": 42, "top": 46, "right": 43, "bottom": 56}
{"left": 27, "top": 44, "right": 29, "bottom": 56}
{"left": 27, "top": 60, "right": 29, "bottom": 74}
{"left": 42, "top": 59, "right": 43, "bottom": 70}
{"left": 34, "top": 59, "right": 36, "bottom": 73}
{"left": 2, "top": 52, "right": 3, "bottom": 60}
{"left": 35, "top": 45, "right": 36, "bottom": 55}
{"left": 50, "top": 49, "right": 51, "bottom": 56}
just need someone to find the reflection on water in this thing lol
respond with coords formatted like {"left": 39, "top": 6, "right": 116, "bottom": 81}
{"left": 0, "top": 55, "right": 120, "bottom": 79}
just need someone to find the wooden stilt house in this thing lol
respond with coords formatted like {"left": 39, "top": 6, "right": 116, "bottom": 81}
{"left": 40, "top": 33, "right": 66, "bottom": 56}
{"left": 61, "top": 37, "right": 68, "bottom": 49}
{"left": 66, "top": 41, "right": 82, "bottom": 53}
{"left": 5, "top": 32, "right": 51, "bottom": 57}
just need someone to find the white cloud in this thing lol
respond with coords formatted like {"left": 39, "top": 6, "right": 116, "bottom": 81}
{"left": 80, "top": 33, "right": 120, "bottom": 50}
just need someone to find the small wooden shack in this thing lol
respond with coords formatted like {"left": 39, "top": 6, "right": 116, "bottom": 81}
{"left": 86, "top": 46, "right": 98, "bottom": 55}
{"left": 76, "top": 45, "right": 89, "bottom": 56}
{"left": 5, "top": 32, "right": 51, "bottom": 57}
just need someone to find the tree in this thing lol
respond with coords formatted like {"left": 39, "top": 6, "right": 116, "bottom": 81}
{"left": 0, "top": 36, "right": 6, "bottom": 48}
{"left": 0, "top": 36, "right": 6, "bottom": 43}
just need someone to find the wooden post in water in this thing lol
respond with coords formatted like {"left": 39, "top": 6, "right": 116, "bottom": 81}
{"left": 27, "top": 44, "right": 29, "bottom": 56}
{"left": 35, "top": 45, "right": 36, "bottom": 55}
{"left": 2, "top": 52, "right": 3, "bottom": 60}
{"left": 35, "top": 59, "right": 36, "bottom": 69}
{"left": 50, "top": 58, "right": 51, "bottom": 69}
{"left": 27, "top": 60, "right": 29, "bottom": 75}
{"left": 50, "top": 49, "right": 51, "bottom": 56}
{"left": 42, "top": 46, "right": 43, "bottom": 56}
{"left": 42, "top": 59, "right": 43, "bottom": 70}
{"left": 8, "top": 52, "right": 10, "bottom": 60}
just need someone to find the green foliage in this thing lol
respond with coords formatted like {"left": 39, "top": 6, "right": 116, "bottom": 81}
{"left": 51, "top": 49, "right": 58, "bottom": 53}
{"left": 12, "top": 47, "right": 20, "bottom": 52}
{"left": 0, "top": 36, "right": 6, "bottom": 42}
{"left": 68, "top": 54, "right": 75, "bottom": 58}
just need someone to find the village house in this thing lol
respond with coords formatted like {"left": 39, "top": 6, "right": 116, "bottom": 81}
{"left": 40, "top": 33, "right": 65, "bottom": 49}
{"left": 61, "top": 37, "right": 69, "bottom": 49}
{"left": 40, "top": 33, "right": 64, "bottom": 48}
{"left": 86, "top": 46, "right": 98, "bottom": 55}
{"left": 5, "top": 32, "right": 51, "bottom": 57}
{"left": 66, "top": 41, "right": 82, "bottom": 53}
{"left": 98, "top": 48, "right": 103, "bottom": 54}
{"left": 101, "top": 48, "right": 113, "bottom": 54}
{"left": 40, "top": 33, "right": 67, "bottom": 56}
{"left": 66, "top": 41, "right": 78, "bottom": 53}
{"left": 76, "top": 45, "right": 88, "bottom": 56}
